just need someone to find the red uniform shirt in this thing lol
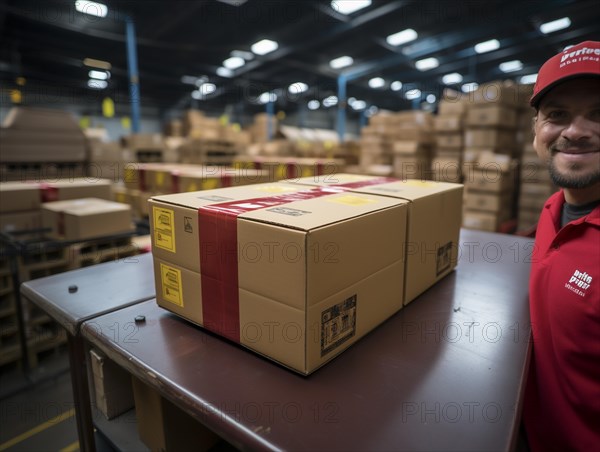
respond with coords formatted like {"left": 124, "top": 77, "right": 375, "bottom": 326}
{"left": 524, "top": 190, "right": 600, "bottom": 451}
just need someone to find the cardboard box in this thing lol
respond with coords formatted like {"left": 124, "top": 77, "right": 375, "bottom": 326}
{"left": 0, "top": 182, "right": 41, "bottom": 213}
{"left": 470, "top": 81, "right": 519, "bottom": 106}
{"left": 132, "top": 376, "right": 219, "bottom": 451}
{"left": 464, "top": 128, "right": 516, "bottom": 149}
{"left": 150, "top": 183, "right": 408, "bottom": 374}
{"left": 466, "top": 105, "right": 517, "bottom": 128}
{"left": 41, "top": 179, "right": 113, "bottom": 202}
{"left": 436, "top": 133, "right": 463, "bottom": 149}
{"left": 434, "top": 115, "right": 463, "bottom": 132}
{"left": 89, "top": 348, "right": 134, "bottom": 420}
{"left": 0, "top": 210, "right": 41, "bottom": 232}
{"left": 287, "top": 175, "right": 463, "bottom": 304}
{"left": 42, "top": 198, "right": 133, "bottom": 240}
{"left": 464, "top": 169, "right": 514, "bottom": 193}
{"left": 464, "top": 190, "right": 513, "bottom": 213}
{"left": 438, "top": 90, "right": 469, "bottom": 115}
{"left": 462, "top": 210, "right": 511, "bottom": 232}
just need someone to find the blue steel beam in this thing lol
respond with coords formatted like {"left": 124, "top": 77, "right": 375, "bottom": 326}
{"left": 125, "top": 16, "right": 141, "bottom": 133}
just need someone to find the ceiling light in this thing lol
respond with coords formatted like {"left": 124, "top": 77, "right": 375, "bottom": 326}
{"left": 366, "top": 106, "right": 378, "bottom": 116}
{"left": 216, "top": 0, "right": 248, "bottom": 5}
{"left": 199, "top": 83, "right": 216, "bottom": 95}
{"left": 331, "top": 0, "right": 371, "bottom": 15}
{"left": 308, "top": 100, "right": 320, "bottom": 110}
{"left": 329, "top": 56, "right": 354, "bottom": 69}
{"left": 540, "top": 17, "right": 571, "bottom": 34}
{"left": 426, "top": 94, "right": 436, "bottom": 103}
{"left": 368, "top": 77, "right": 385, "bottom": 88}
{"left": 231, "top": 50, "right": 254, "bottom": 60}
{"left": 415, "top": 57, "right": 439, "bottom": 71}
{"left": 191, "top": 90, "right": 202, "bottom": 100}
{"left": 75, "top": 1, "right": 108, "bottom": 18}
{"left": 499, "top": 60, "right": 523, "bottom": 73}
{"left": 259, "top": 92, "right": 277, "bottom": 104}
{"left": 351, "top": 100, "right": 367, "bottom": 110}
{"left": 87, "top": 79, "right": 107, "bottom": 89}
{"left": 461, "top": 82, "right": 479, "bottom": 93}
{"left": 181, "top": 75, "right": 198, "bottom": 85}
{"left": 89, "top": 70, "right": 110, "bottom": 80}
{"left": 251, "top": 39, "right": 279, "bottom": 56}
{"left": 474, "top": 39, "right": 500, "bottom": 54}
{"left": 519, "top": 74, "right": 538, "bottom": 84}
{"left": 216, "top": 67, "right": 233, "bottom": 78}
{"left": 442, "top": 73, "right": 463, "bottom": 85}
{"left": 323, "top": 96, "right": 338, "bottom": 107}
{"left": 405, "top": 89, "right": 421, "bottom": 100}
{"left": 83, "top": 58, "right": 111, "bottom": 70}
{"left": 390, "top": 81, "right": 403, "bottom": 91}
{"left": 386, "top": 28, "right": 418, "bottom": 46}
{"left": 347, "top": 97, "right": 357, "bottom": 106}
{"left": 223, "top": 56, "right": 245, "bottom": 70}
{"left": 288, "top": 82, "right": 309, "bottom": 94}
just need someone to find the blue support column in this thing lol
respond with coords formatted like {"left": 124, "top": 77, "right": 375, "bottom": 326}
{"left": 412, "top": 97, "right": 420, "bottom": 110}
{"left": 336, "top": 74, "right": 347, "bottom": 143}
{"left": 266, "top": 100, "right": 275, "bottom": 141}
{"left": 125, "top": 16, "right": 141, "bottom": 133}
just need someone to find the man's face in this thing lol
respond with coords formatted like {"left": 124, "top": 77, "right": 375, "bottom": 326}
{"left": 534, "top": 78, "right": 600, "bottom": 189}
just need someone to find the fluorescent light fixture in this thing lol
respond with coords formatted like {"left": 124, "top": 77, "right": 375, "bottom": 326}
{"left": 251, "top": 39, "right": 279, "bottom": 55}
{"left": 231, "top": 50, "right": 254, "bottom": 60}
{"left": 83, "top": 58, "right": 111, "bottom": 70}
{"left": 288, "top": 82, "right": 309, "bottom": 94}
{"left": 540, "top": 17, "right": 571, "bottom": 34}
{"left": 216, "top": 67, "right": 233, "bottom": 78}
{"left": 415, "top": 57, "right": 439, "bottom": 71}
{"left": 331, "top": 0, "right": 371, "bottom": 15}
{"left": 442, "top": 72, "right": 463, "bottom": 85}
{"left": 223, "top": 56, "right": 245, "bottom": 70}
{"left": 308, "top": 100, "right": 320, "bottom": 110}
{"left": 323, "top": 95, "right": 338, "bottom": 107}
{"left": 390, "top": 81, "right": 403, "bottom": 91}
{"left": 520, "top": 74, "right": 538, "bottom": 84}
{"left": 499, "top": 60, "right": 523, "bottom": 73}
{"left": 426, "top": 94, "right": 436, "bottom": 103}
{"left": 348, "top": 97, "right": 356, "bottom": 106}
{"left": 75, "top": 1, "right": 108, "bottom": 18}
{"left": 329, "top": 56, "right": 354, "bottom": 69}
{"left": 87, "top": 79, "right": 107, "bottom": 89}
{"left": 217, "top": 0, "right": 248, "bottom": 5}
{"left": 368, "top": 77, "right": 385, "bottom": 89}
{"left": 259, "top": 92, "right": 277, "bottom": 104}
{"left": 367, "top": 106, "right": 378, "bottom": 116}
{"left": 351, "top": 100, "right": 367, "bottom": 110}
{"left": 461, "top": 82, "right": 479, "bottom": 93}
{"left": 191, "top": 90, "right": 202, "bottom": 100}
{"left": 405, "top": 89, "right": 421, "bottom": 100}
{"left": 474, "top": 39, "right": 500, "bottom": 54}
{"left": 89, "top": 70, "right": 109, "bottom": 80}
{"left": 181, "top": 75, "right": 198, "bottom": 85}
{"left": 386, "top": 28, "right": 418, "bottom": 46}
{"left": 199, "top": 83, "right": 216, "bottom": 95}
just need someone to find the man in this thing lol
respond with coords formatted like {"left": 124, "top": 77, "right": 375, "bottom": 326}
{"left": 524, "top": 40, "right": 600, "bottom": 451}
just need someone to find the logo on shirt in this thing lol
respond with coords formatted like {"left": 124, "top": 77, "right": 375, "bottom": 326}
{"left": 564, "top": 269, "right": 593, "bottom": 298}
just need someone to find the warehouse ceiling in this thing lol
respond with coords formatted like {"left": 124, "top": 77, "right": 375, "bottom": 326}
{"left": 0, "top": 0, "right": 599, "bottom": 120}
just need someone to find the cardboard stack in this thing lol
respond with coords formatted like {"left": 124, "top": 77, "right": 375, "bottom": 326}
{"left": 250, "top": 113, "right": 278, "bottom": 143}
{"left": 233, "top": 156, "right": 346, "bottom": 181}
{"left": 121, "top": 133, "right": 165, "bottom": 163}
{"left": 0, "top": 182, "right": 42, "bottom": 234}
{"left": 462, "top": 152, "right": 517, "bottom": 232}
{"left": 432, "top": 91, "right": 469, "bottom": 183}
{"left": 0, "top": 107, "right": 88, "bottom": 181}
{"left": 359, "top": 113, "right": 394, "bottom": 169}
{"left": 392, "top": 111, "right": 434, "bottom": 180}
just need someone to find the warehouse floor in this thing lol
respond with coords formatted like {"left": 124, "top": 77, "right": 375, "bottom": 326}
{"left": 0, "top": 351, "right": 83, "bottom": 452}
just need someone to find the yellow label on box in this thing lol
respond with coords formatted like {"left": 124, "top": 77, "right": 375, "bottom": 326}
{"left": 160, "top": 263, "right": 183, "bottom": 307}
{"left": 153, "top": 207, "right": 176, "bottom": 252}
{"left": 327, "top": 195, "right": 377, "bottom": 206}
{"left": 254, "top": 185, "right": 298, "bottom": 194}
{"left": 155, "top": 172, "right": 165, "bottom": 187}
{"left": 276, "top": 164, "right": 288, "bottom": 180}
{"left": 302, "top": 166, "right": 313, "bottom": 177}
{"left": 115, "top": 192, "right": 126, "bottom": 203}
{"left": 187, "top": 182, "right": 198, "bottom": 192}
{"left": 201, "top": 178, "right": 219, "bottom": 190}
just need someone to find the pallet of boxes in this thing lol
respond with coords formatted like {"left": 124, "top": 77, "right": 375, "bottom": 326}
{"left": 462, "top": 81, "right": 521, "bottom": 232}
{"left": 359, "top": 112, "right": 394, "bottom": 175}
{"left": 392, "top": 111, "right": 434, "bottom": 181}
{"left": 148, "top": 176, "right": 463, "bottom": 377}
{"left": 432, "top": 90, "right": 469, "bottom": 183}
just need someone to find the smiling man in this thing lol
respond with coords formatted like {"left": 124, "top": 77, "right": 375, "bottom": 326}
{"left": 524, "top": 41, "right": 600, "bottom": 451}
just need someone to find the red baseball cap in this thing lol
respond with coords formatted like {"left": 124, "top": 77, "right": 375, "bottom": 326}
{"left": 530, "top": 40, "right": 600, "bottom": 107}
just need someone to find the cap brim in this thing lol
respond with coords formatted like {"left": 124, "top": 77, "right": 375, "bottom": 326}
{"left": 530, "top": 73, "right": 600, "bottom": 107}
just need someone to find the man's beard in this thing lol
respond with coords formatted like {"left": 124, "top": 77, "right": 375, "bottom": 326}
{"left": 547, "top": 139, "right": 600, "bottom": 189}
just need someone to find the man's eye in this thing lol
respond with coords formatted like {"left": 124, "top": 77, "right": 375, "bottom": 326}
{"left": 547, "top": 110, "right": 567, "bottom": 120}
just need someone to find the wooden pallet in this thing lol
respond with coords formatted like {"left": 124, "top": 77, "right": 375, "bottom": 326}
{"left": 68, "top": 237, "right": 144, "bottom": 269}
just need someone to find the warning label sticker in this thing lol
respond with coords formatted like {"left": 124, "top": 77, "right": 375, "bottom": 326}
{"left": 326, "top": 195, "right": 377, "bottom": 206}
{"left": 321, "top": 295, "right": 357, "bottom": 356}
{"left": 153, "top": 207, "right": 176, "bottom": 252}
{"left": 436, "top": 241, "right": 453, "bottom": 276}
{"left": 160, "top": 263, "right": 183, "bottom": 307}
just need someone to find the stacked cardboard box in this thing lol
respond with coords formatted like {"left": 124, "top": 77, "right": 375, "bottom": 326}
{"left": 250, "top": 113, "right": 278, "bottom": 143}
{"left": 233, "top": 156, "right": 345, "bottom": 181}
{"left": 359, "top": 113, "right": 394, "bottom": 168}
{"left": 432, "top": 91, "right": 469, "bottom": 183}
{"left": 462, "top": 152, "right": 517, "bottom": 232}
{"left": 392, "top": 111, "right": 434, "bottom": 180}
{"left": 121, "top": 134, "right": 165, "bottom": 163}
{"left": 150, "top": 182, "right": 410, "bottom": 374}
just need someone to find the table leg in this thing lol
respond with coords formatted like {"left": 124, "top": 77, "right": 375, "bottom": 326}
{"left": 68, "top": 333, "right": 96, "bottom": 452}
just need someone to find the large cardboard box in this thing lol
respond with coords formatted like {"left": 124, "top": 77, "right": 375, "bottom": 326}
{"left": 464, "top": 128, "right": 516, "bottom": 149}
{"left": 42, "top": 198, "right": 133, "bottom": 240}
{"left": 150, "top": 183, "right": 408, "bottom": 374}
{"left": 466, "top": 105, "right": 517, "bottom": 128}
{"left": 89, "top": 348, "right": 134, "bottom": 420}
{"left": 464, "top": 190, "right": 513, "bottom": 213}
{"left": 0, "top": 182, "right": 41, "bottom": 213}
{"left": 434, "top": 115, "right": 463, "bottom": 132}
{"left": 40, "top": 179, "right": 113, "bottom": 202}
{"left": 436, "top": 133, "right": 463, "bottom": 149}
{"left": 132, "top": 377, "right": 219, "bottom": 451}
{"left": 470, "top": 81, "right": 519, "bottom": 107}
{"left": 288, "top": 175, "right": 463, "bottom": 304}
{"left": 462, "top": 210, "right": 512, "bottom": 232}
